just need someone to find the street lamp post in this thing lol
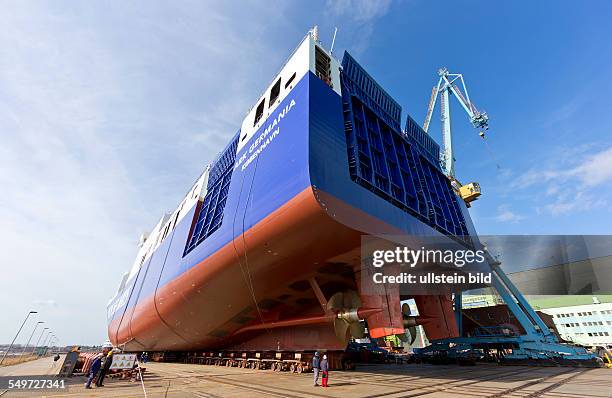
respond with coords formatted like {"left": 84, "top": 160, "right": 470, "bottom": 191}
{"left": 20, "top": 321, "right": 44, "bottom": 357}
{"left": 0, "top": 310, "right": 37, "bottom": 366}
{"left": 30, "top": 327, "right": 49, "bottom": 356}
{"left": 40, "top": 331, "right": 52, "bottom": 356}
{"left": 44, "top": 335, "right": 56, "bottom": 356}
{"left": 49, "top": 335, "right": 57, "bottom": 353}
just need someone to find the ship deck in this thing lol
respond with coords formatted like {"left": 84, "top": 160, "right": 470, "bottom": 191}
{"left": 2, "top": 356, "right": 611, "bottom": 397}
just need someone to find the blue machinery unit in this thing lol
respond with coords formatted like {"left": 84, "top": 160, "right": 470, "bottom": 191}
{"left": 417, "top": 257, "right": 601, "bottom": 366}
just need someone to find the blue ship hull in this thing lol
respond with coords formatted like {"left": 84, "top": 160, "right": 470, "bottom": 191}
{"left": 108, "top": 55, "right": 476, "bottom": 351}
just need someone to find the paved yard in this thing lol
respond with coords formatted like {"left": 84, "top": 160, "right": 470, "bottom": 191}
{"left": 0, "top": 356, "right": 610, "bottom": 397}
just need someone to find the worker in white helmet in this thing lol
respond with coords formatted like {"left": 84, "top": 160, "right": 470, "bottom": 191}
{"left": 320, "top": 354, "right": 329, "bottom": 387}
{"left": 96, "top": 342, "right": 114, "bottom": 387}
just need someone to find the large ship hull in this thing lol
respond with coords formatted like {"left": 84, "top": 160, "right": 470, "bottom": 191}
{"left": 108, "top": 58, "right": 476, "bottom": 352}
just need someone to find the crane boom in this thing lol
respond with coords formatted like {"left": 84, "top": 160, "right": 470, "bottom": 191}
{"left": 423, "top": 67, "right": 489, "bottom": 178}
{"left": 423, "top": 83, "right": 440, "bottom": 133}
{"left": 422, "top": 67, "right": 489, "bottom": 206}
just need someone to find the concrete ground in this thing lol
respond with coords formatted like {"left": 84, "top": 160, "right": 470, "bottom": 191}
{"left": 0, "top": 355, "right": 64, "bottom": 377}
{"left": 0, "top": 356, "right": 610, "bottom": 397}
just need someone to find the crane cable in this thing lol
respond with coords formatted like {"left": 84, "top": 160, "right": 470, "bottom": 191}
{"left": 479, "top": 134, "right": 502, "bottom": 171}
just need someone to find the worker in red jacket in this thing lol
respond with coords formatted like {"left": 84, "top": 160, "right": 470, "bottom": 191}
{"left": 320, "top": 354, "right": 329, "bottom": 387}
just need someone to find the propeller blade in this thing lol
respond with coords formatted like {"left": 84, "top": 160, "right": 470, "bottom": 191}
{"left": 333, "top": 319, "right": 350, "bottom": 346}
{"left": 327, "top": 290, "right": 363, "bottom": 344}
{"left": 327, "top": 292, "right": 344, "bottom": 311}
{"left": 344, "top": 290, "right": 361, "bottom": 309}
{"left": 349, "top": 322, "right": 366, "bottom": 339}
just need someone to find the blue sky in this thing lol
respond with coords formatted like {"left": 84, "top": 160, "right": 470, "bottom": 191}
{"left": 0, "top": 1, "right": 611, "bottom": 345}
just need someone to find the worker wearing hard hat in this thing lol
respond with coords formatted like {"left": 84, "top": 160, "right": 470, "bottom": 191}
{"left": 320, "top": 354, "right": 329, "bottom": 387}
{"left": 96, "top": 343, "right": 114, "bottom": 387}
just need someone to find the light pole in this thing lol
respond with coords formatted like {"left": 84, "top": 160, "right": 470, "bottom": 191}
{"left": 44, "top": 335, "right": 56, "bottom": 356}
{"left": 40, "top": 331, "right": 52, "bottom": 356}
{"left": 30, "top": 327, "right": 49, "bottom": 356}
{"left": 50, "top": 336, "right": 57, "bottom": 355}
{"left": 20, "top": 321, "right": 44, "bottom": 357}
{"left": 0, "top": 310, "right": 37, "bottom": 365}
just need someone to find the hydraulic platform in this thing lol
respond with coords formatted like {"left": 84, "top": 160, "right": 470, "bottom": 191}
{"left": 416, "top": 256, "right": 602, "bottom": 367}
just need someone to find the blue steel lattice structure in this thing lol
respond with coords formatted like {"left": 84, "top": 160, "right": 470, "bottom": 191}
{"left": 184, "top": 134, "right": 239, "bottom": 255}
{"left": 341, "top": 52, "right": 469, "bottom": 243}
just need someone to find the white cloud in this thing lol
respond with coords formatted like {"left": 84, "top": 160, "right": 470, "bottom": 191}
{"left": 324, "top": 0, "right": 393, "bottom": 54}
{"left": 544, "top": 191, "right": 607, "bottom": 216}
{"left": 510, "top": 145, "right": 612, "bottom": 216}
{"left": 513, "top": 146, "right": 612, "bottom": 189}
{"left": 326, "top": 0, "right": 392, "bottom": 22}
{"left": 494, "top": 205, "right": 524, "bottom": 223}
{"left": 567, "top": 146, "right": 612, "bottom": 187}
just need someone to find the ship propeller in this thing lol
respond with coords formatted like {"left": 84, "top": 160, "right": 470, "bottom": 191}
{"left": 327, "top": 290, "right": 366, "bottom": 345}
{"left": 395, "top": 303, "right": 418, "bottom": 345}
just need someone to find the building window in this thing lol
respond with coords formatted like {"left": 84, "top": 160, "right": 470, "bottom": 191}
{"left": 315, "top": 46, "right": 332, "bottom": 87}
{"left": 254, "top": 98, "right": 265, "bottom": 126}
{"left": 285, "top": 72, "right": 296, "bottom": 89}
{"left": 270, "top": 78, "right": 281, "bottom": 105}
